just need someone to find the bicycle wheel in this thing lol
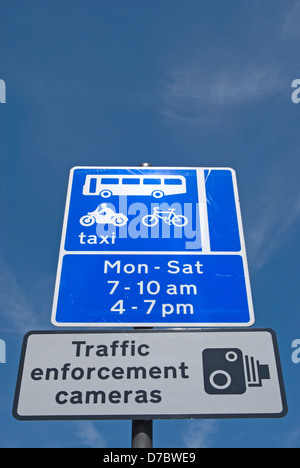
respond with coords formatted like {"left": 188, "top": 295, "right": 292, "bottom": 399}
{"left": 142, "top": 215, "right": 158, "bottom": 227}
{"left": 172, "top": 215, "right": 188, "bottom": 227}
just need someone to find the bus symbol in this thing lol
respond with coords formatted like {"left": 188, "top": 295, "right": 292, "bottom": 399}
{"left": 83, "top": 175, "right": 187, "bottom": 198}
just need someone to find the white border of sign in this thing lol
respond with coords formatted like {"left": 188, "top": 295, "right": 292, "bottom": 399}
{"left": 51, "top": 167, "right": 254, "bottom": 327}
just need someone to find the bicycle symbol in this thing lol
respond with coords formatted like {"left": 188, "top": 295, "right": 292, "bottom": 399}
{"left": 142, "top": 207, "right": 188, "bottom": 227}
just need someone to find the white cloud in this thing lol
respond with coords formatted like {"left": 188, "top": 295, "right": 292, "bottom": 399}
{"left": 160, "top": 52, "right": 284, "bottom": 128}
{"left": 159, "top": 10, "right": 300, "bottom": 272}
{"left": 182, "top": 420, "right": 218, "bottom": 448}
{"left": 165, "top": 66, "right": 280, "bottom": 110}
{"left": 247, "top": 196, "right": 300, "bottom": 271}
{"left": 282, "top": 0, "right": 300, "bottom": 38}
{"left": 243, "top": 157, "right": 300, "bottom": 271}
{"left": 74, "top": 422, "right": 106, "bottom": 448}
{"left": 0, "top": 260, "right": 45, "bottom": 333}
{"left": 160, "top": 8, "right": 293, "bottom": 124}
{"left": 283, "top": 424, "right": 300, "bottom": 448}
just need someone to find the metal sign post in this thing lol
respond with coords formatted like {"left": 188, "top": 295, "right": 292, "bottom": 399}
{"left": 131, "top": 419, "right": 153, "bottom": 448}
{"left": 132, "top": 163, "right": 153, "bottom": 449}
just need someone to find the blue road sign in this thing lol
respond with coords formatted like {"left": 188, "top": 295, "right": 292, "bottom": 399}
{"left": 51, "top": 167, "right": 254, "bottom": 327}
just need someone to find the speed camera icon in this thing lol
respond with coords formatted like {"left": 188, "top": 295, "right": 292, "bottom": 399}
{"left": 203, "top": 348, "right": 270, "bottom": 395}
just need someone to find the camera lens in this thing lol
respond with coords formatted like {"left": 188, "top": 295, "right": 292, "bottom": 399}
{"left": 226, "top": 351, "right": 238, "bottom": 362}
{"left": 209, "top": 370, "right": 232, "bottom": 390}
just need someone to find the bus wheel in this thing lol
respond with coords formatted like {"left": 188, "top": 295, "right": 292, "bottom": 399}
{"left": 152, "top": 190, "right": 164, "bottom": 198}
{"left": 100, "top": 190, "right": 112, "bottom": 198}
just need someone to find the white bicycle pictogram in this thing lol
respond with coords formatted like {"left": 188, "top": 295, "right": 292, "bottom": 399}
{"left": 142, "top": 207, "right": 188, "bottom": 227}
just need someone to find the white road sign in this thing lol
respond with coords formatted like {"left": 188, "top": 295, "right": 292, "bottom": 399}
{"left": 13, "top": 329, "right": 287, "bottom": 420}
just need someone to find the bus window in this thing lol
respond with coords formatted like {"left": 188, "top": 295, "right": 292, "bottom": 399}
{"left": 165, "top": 178, "right": 183, "bottom": 185}
{"left": 143, "top": 178, "right": 161, "bottom": 185}
{"left": 123, "top": 178, "right": 140, "bottom": 185}
{"left": 101, "top": 178, "right": 119, "bottom": 185}
{"left": 89, "top": 178, "right": 98, "bottom": 193}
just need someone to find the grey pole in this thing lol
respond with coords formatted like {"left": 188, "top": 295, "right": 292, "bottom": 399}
{"left": 131, "top": 162, "right": 154, "bottom": 449}
{"left": 132, "top": 419, "right": 153, "bottom": 448}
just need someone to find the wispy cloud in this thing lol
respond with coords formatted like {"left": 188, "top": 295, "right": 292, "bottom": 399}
{"left": 0, "top": 259, "right": 46, "bottom": 333}
{"left": 164, "top": 65, "right": 281, "bottom": 114}
{"left": 160, "top": 2, "right": 299, "bottom": 124}
{"left": 74, "top": 422, "right": 106, "bottom": 448}
{"left": 282, "top": 0, "right": 300, "bottom": 39}
{"left": 182, "top": 420, "right": 218, "bottom": 448}
{"left": 160, "top": 47, "right": 285, "bottom": 129}
{"left": 159, "top": 2, "right": 300, "bottom": 271}
{"left": 243, "top": 155, "right": 300, "bottom": 271}
{"left": 283, "top": 424, "right": 300, "bottom": 448}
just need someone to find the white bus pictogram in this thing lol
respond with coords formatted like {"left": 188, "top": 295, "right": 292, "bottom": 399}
{"left": 83, "top": 174, "right": 187, "bottom": 198}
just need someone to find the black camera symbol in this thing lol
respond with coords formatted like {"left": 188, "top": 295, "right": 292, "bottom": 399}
{"left": 203, "top": 348, "right": 270, "bottom": 395}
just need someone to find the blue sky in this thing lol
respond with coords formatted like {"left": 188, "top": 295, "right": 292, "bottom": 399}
{"left": 1, "top": 0, "right": 300, "bottom": 448}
